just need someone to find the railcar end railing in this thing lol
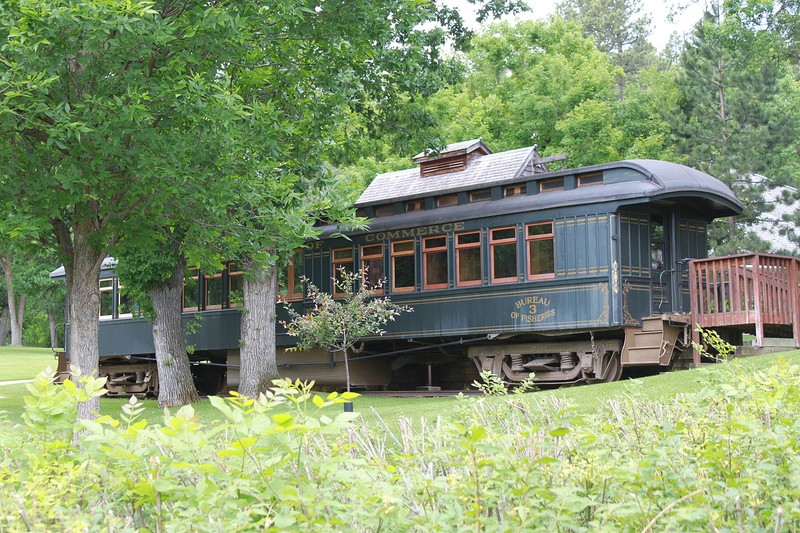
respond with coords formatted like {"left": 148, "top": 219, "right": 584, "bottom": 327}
{"left": 688, "top": 253, "right": 800, "bottom": 364}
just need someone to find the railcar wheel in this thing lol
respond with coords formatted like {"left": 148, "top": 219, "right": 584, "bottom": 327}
{"left": 599, "top": 351, "right": 623, "bottom": 382}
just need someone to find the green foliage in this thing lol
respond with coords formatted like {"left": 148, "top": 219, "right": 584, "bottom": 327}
{"left": 4, "top": 358, "right": 800, "bottom": 529}
{"left": 282, "top": 268, "right": 412, "bottom": 391}
{"left": 692, "top": 325, "right": 736, "bottom": 362}
{"left": 471, "top": 369, "right": 537, "bottom": 395}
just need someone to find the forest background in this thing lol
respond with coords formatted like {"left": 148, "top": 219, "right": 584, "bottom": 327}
{"left": 2, "top": 0, "right": 799, "bottom": 350}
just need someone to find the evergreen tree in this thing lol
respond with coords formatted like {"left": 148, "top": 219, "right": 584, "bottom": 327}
{"left": 675, "top": 4, "right": 797, "bottom": 254}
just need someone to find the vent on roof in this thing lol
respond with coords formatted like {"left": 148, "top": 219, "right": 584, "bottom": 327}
{"left": 420, "top": 156, "right": 467, "bottom": 177}
{"left": 413, "top": 139, "right": 491, "bottom": 178}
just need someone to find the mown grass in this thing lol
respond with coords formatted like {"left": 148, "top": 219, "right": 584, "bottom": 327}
{"left": 2, "top": 347, "right": 800, "bottom": 426}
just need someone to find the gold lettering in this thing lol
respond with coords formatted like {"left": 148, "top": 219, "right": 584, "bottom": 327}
{"left": 417, "top": 226, "right": 428, "bottom": 237}
{"left": 429, "top": 225, "right": 440, "bottom": 235}
{"left": 402, "top": 229, "right": 415, "bottom": 239}
{"left": 441, "top": 223, "right": 453, "bottom": 233}
{"left": 365, "top": 234, "right": 375, "bottom": 243}
{"left": 454, "top": 221, "right": 465, "bottom": 231}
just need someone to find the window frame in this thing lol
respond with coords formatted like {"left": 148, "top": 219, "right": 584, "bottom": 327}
{"left": 332, "top": 247, "right": 355, "bottom": 298}
{"left": 226, "top": 262, "right": 244, "bottom": 307}
{"left": 182, "top": 268, "right": 201, "bottom": 312}
{"left": 374, "top": 204, "right": 395, "bottom": 217}
{"left": 99, "top": 278, "right": 114, "bottom": 320}
{"left": 526, "top": 222, "right": 556, "bottom": 280}
{"left": 468, "top": 189, "right": 492, "bottom": 203}
{"left": 361, "top": 243, "right": 385, "bottom": 294}
{"left": 404, "top": 199, "right": 425, "bottom": 213}
{"left": 539, "top": 178, "right": 564, "bottom": 193}
{"left": 490, "top": 226, "right": 519, "bottom": 284}
{"left": 204, "top": 271, "right": 224, "bottom": 310}
{"left": 278, "top": 250, "right": 304, "bottom": 302}
{"left": 423, "top": 235, "right": 449, "bottom": 290}
{"left": 436, "top": 194, "right": 459, "bottom": 208}
{"left": 391, "top": 240, "right": 416, "bottom": 293}
{"left": 455, "top": 231, "right": 483, "bottom": 287}
{"left": 504, "top": 184, "right": 527, "bottom": 197}
{"left": 577, "top": 173, "right": 603, "bottom": 187}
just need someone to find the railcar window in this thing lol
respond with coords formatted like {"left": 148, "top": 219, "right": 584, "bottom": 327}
{"left": 205, "top": 271, "right": 224, "bottom": 309}
{"left": 183, "top": 268, "right": 200, "bottom": 311}
{"left": 100, "top": 279, "right": 114, "bottom": 319}
{"left": 539, "top": 178, "right": 564, "bottom": 192}
{"left": 405, "top": 200, "right": 425, "bottom": 212}
{"left": 469, "top": 189, "right": 492, "bottom": 203}
{"left": 361, "top": 244, "right": 385, "bottom": 293}
{"left": 374, "top": 204, "right": 395, "bottom": 217}
{"left": 278, "top": 250, "right": 304, "bottom": 301}
{"left": 228, "top": 262, "right": 244, "bottom": 307}
{"left": 578, "top": 173, "right": 603, "bottom": 187}
{"left": 423, "top": 236, "right": 449, "bottom": 289}
{"left": 527, "top": 222, "right": 555, "bottom": 279}
{"left": 491, "top": 227, "right": 518, "bottom": 283}
{"left": 117, "top": 284, "right": 133, "bottom": 318}
{"left": 392, "top": 241, "right": 416, "bottom": 292}
{"left": 651, "top": 218, "right": 665, "bottom": 271}
{"left": 436, "top": 194, "right": 459, "bottom": 208}
{"left": 332, "top": 247, "right": 354, "bottom": 297}
{"left": 504, "top": 184, "right": 527, "bottom": 197}
{"left": 456, "top": 232, "right": 482, "bottom": 286}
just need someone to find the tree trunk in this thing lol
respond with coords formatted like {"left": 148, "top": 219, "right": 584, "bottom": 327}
{"left": 0, "top": 306, "right": 8, "bottom": 346}
{"left": 62, "top": 233, "right": 105, "bottom": 421}
{"left": 148, "top": 254, "right": 199, "bottom": 407}
{"left": 1, "top": 255, "right": 23, "bottom": 347}
{"left": 48, "top": 309, "right": 60, "bottom": 349}
{"left": 239, "top": 258, "right": 279, "bottom": 397}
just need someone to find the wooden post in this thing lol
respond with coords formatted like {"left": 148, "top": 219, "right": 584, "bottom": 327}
{"left": 689, "top": 259, "right": 701, "bottom": 365}
{"left": 752, "top": 254, "right": 764, "bottom": 347}
{"left": 791, "top": 258, "right": 800, "bottom": 348}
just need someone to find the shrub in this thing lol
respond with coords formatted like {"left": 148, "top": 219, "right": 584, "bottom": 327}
{"left": 2, "top": 359, "right": 800, "bottom": 530}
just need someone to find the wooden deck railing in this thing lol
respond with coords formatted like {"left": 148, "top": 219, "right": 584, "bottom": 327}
{"left": 688, "top": 253, "right": 800, "bottom": 361}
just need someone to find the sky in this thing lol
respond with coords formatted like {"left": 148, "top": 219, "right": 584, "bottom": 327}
{"left": 451, "top": 0, "right": 707, "bottom": 51}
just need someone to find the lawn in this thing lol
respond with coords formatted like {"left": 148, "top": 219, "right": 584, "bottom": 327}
{"left": 2, "top": 346, "right": 800, "bottom": 426}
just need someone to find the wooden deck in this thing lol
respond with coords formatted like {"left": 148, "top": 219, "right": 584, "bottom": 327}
{"left": 688, "top": 253, "right": 800, "bottom": 363}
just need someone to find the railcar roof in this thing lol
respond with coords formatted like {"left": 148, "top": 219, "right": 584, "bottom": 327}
{"left": 356, "top": 145, "right": 534, "bottom": 207}
{"left": 49, "top": 256, "right": 117, "bottom": 280}
{"left": 356, "top": 142, "right": 743, "bottom": 214}
{"left": 322, "top": 157, "right": 743, "bottom": 238}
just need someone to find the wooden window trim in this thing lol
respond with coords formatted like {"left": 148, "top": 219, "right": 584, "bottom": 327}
{"left": 99, "top": 279, "right": 114, "bottom": 320}
{"left": 526, "top": 222, "right": 556, "bottom": 280}
{"left": 204, "top": 272, "right": 224, "bottom": 310}
{"left": 116, "top": 282, "right": 133, "bottom": 319}
{"left": 469, "top": 189, "right": 491, "bottom": 203}
{"left": 374, "top": 204, "right": 395, "bottom": 217}
{"left": 280, "top": 251, "right": 304, "bottom": 302}
{"left": 504, "top": 184, "right": 527, "bottom": 197}
{"left": 405, "top": 200, "right": 425, "bottom": 213}
{"left": 332, "top": 247, "right": 354, "bottom": 298}
{"left": 490, "top": 226, "right": 518, "bottom": 284}
{"left": 456, "top": 232, "right": 482, "bottom": 287}
{"left": 436, "top": 194, "right": 459, "bottom": 208}
{"left": 361, "top": 244, "right": 384, "bottom": 294}
{"left": 539, "top": 178, "right": 564, "bottom": 193}
{"left": 423, "top": 236, "right": 449, "bottom": 290}
{"left": 391, "top": 240, "right": 416, "bottom": 293}
{"left": 578, "top": 173, "right": 603, "bottom": 187}
{"left": 183, "top": 268, "right": 200, "bottom": 312}
{"left": 227, "top": 262, "right": 243, "bottom": 307}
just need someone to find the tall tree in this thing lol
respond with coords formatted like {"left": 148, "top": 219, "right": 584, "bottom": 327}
{"left": 0, "top": 0, "right": 250, "bottom": 418}
{"left": 556, "top": 0, "right": 656, "bottom": 93}
{"left": 674, "top": 3, "right": 798, "bottom": 253}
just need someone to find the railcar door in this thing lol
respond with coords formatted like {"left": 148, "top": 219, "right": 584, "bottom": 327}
{"left": 650, "top": 213, "right": 672, "bottom": 313}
